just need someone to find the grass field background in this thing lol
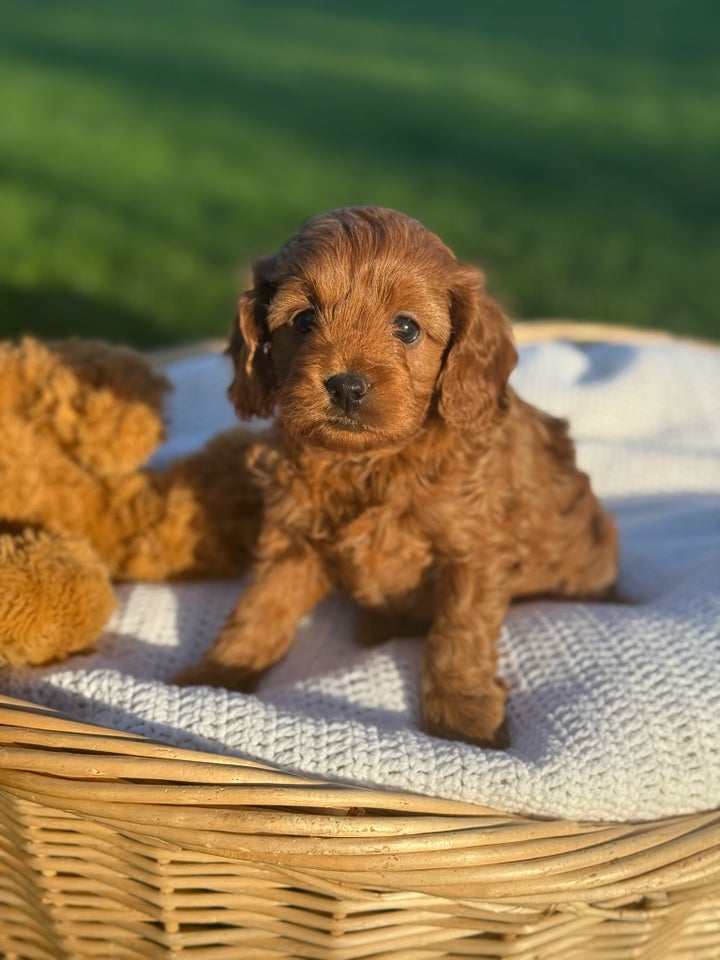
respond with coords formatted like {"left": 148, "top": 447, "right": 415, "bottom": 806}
{"left": 1, "top": 0, "right": 718, "bottom": 346}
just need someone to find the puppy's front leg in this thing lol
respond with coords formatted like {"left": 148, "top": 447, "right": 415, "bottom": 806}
{"left": 175, "top": 545, "right": 329, "bottom": 691}
{"left": 421, "top": 565, "right": 510, "bottom": 748}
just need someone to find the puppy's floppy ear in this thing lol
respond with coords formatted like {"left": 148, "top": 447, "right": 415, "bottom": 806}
{"left": 227, "top": 256, "right": 278, "bottom": 419}
{"left": 437, "top": 263, "right": 518, "bottom": 431}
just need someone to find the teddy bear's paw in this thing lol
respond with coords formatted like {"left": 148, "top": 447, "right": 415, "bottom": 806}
{"left": 0, "top": 526, "right": 116, "bottom": 667}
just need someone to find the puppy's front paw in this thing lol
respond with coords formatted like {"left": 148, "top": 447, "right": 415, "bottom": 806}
{"left": 421, "top": 680, "right": 509, "bottom": 749}
{"left": 173, "top": 660, "right": 262, "bottom": 692}
{"left": 173, "top": 615, "right": 277, "bottom": 691}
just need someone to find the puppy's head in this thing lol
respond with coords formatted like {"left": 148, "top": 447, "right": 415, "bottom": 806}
{"left": 229, "top": 207, "right": 516, "bottom": 451}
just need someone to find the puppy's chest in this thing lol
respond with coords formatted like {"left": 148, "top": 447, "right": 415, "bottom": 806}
{"left": 329, "top": 500, "right": 435, "bottom": 605}
{"left": 303, "top": 461, "right": 439, "bottom": 606}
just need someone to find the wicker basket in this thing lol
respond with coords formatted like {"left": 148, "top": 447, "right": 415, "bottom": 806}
{"left": 1, "top": 323, "right": 719, "bottom": 960}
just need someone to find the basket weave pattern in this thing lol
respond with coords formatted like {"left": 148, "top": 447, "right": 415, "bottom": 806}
{"left": 1, "top": 324, "right": 719, "bottom": 959}
{"left": 2, "top": 696, "right": 719, "bottom": 959}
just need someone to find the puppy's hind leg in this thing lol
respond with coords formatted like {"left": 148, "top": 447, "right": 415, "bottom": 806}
{"left": 555, "top": 506, "right": 620, "bottom": 601}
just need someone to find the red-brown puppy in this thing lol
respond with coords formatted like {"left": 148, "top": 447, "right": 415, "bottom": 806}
{"left": 176, "top": 207, "right": 618, "bottom": 747}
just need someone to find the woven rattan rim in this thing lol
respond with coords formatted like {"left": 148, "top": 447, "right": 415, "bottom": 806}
{"left": 1, "top": 693, "right": 719, "bottom": 904}
{"left": 1, "top": 321, "right": 718, "bottom": 907}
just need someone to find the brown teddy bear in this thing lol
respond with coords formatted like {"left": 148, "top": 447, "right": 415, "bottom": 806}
{"left": 0, "top": 337, "right": 262, "bottom": 667}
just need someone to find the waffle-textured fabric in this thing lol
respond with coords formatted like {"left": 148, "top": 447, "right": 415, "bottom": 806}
{"left": 2, "top": 338, "right": 719, "bottom": 822}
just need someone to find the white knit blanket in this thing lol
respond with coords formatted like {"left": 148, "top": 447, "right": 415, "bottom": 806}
{"left": 2, "top": 336, "right": 719, "bottom": 822}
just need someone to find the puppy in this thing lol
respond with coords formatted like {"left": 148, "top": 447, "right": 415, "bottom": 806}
{"left": 176, "top": 206, "right": 618, "bottom": 747}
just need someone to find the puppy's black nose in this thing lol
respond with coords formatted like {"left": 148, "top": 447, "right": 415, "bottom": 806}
{"left": 324, "top": 372, "right": 369, "bottom": 413}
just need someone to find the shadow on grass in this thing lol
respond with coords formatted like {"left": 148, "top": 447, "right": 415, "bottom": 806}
{"left": 0, "top": 283, "right": 170, "bottom": 348}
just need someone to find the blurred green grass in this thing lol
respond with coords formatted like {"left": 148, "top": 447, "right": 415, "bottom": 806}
{"left": 1, "top": 0, "right": 718, "bottom": 346}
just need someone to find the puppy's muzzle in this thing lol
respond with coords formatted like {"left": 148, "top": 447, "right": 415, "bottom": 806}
{"left": 324, "top": 373, "right": 370, "bottom": 415}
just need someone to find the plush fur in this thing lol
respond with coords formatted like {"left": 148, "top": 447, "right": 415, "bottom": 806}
{"left": 175, "top": 206, "right": 618, "bottom": 748}
{"left": 0, "top": 337, "right": 261, "bottom": 666}
{"left": 0, "top": 523, "right": 117, "bottom": 666}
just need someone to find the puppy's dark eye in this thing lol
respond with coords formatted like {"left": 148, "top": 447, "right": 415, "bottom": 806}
{"left": 392, "top": 315, "right": 420, "bottom": 344}
{"left": 292, "top": 309, "right": 316, "bottom": 334}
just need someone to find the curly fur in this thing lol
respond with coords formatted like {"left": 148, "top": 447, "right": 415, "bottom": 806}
{"left": 176, "top": 207, "right": 619, "bottom": 747}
